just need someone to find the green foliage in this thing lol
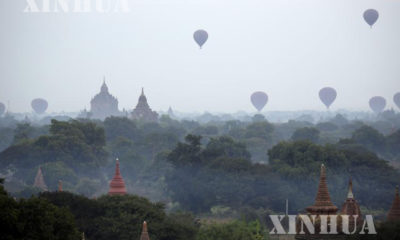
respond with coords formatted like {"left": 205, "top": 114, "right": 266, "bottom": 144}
{"left": 166, "top": 135, "right": 280, "bottom": 212}
{"left": 192, "top": 125, "right": 219, "bottom": 136}
{"left": 268, "top": 141, "right": 347, "bottom": 178}
{"left": 316, "top": 122, "right": 339, "bottom": 132}
{"left": 0, "top": 182, "right": 79, "bottom": 240}
{"left": 0, "top": 127, "right": 14, "bottom": 152}
{"left": 203, "top": 136, "right": 251, "bottom": 161}
{"left": 244, "top": 121, "right": 274, "bottom": 141}
{"left": 291, "top": 127, "right": 320, "bottom": 143}
{"left": 0, "top": 120, "right": 108, "bottom": 174}
{"left": 269, "top": 140, "right": 400, "bottom": 209}
{"left": 104, "top": 117, "right": 139, "bottom": 141}
{"left": 41, "top": 161, "right": 78, "bottom": 190}
{"left": 41, "top": 191, "right": 199, "bottom": 240}
{"left": 13, "top": 123, "right": 49, "bottom": 144}
{"left": 252, "top": 114, "right": 266, "bottom": 123}
{"left": 351, "top": 125, "right": 385, "bottom": 152}
{"left": 196, "top": 220, "right": 268, "bottom": 240}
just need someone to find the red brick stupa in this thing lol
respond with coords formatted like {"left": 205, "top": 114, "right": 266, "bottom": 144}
{"left": 387, "top": 186, "right": 400, "bottom": 222}
{"left": 108, "top": 158, "right": 127, "bottom": 195}
{"left": 58, "top": 180, "right": 63, "bottom": 192}
{"left": 306, "top": 164, "right": 338, "bottom": 215}
{"left": 140, "top": 221, "right": 151, "bottom": 240}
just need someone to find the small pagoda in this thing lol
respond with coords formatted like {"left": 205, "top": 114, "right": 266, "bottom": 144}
{"left": 140, "top": 221, "right": 151, "bottom": 240}
{"left": 387, "top": 186, "right": 400, "bottom": 222}
{"left": 108, "top": 159, "right": 127, "bottom": 195}
{"left": 33, "top": 166, "right": 48, "bottom": 191}
{"left": 340, "top": 178, "right": 362, "bottom": 230}
{"left": 131, "top": 88, "right": 158, "bottom": 122}
{"left": 58, "top": 180, "right": 63, "bottom": 192}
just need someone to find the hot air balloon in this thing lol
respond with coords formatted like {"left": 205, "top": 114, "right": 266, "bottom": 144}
{"left": 363, "top": 9, "right": 379, "bottom": 27}
{"left": 369, "top": 96, "right": 386, "bottom": 113}
{"left": 319, "top": 87, "right": 337, "bottom": 109}
{"left": 31, "top": 98, "right": 48, "bottom": 114}
{"left": 0, "top": 102, "right": 5, "bottom": 116}
{"left": 193, "top": 30, "right": 208, "bottom": 49}
{"left": 394, "top": 92, "right": 400, "bottom": 110}
{"left": 251, "top": 92, "right": 268, "bottom": 112}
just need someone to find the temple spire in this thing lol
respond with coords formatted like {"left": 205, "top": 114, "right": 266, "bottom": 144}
{"left": 347, "top": 177, "right": 354, "bottom": 199}
{"left": 101, "top": 77, "right": 108, "bottom": 93}
{"left": 306, "top": 164, "right": 338, "bottom": 214}
{"left": 387, "top": 186, "right": 400, "bottom": 222}
{"left": 131, "top": 88, "right": 158, "bottom": 122}
{"left": 140, "top": 221, "right": 151, "bottom": 240}
{"left": 33, "top": 167, "right": 48, "bottom": 191}
{"left": 340, "top": 177, "right": 362, "bottom": 229}
{"left": 108, "top": 158, "right": 127, "bottom": 195}
{"left": 58, "top": 180, "right": 63, "bottom": 192}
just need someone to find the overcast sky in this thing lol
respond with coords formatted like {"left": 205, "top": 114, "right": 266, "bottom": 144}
{"left": 0, "top": 0, "right": 399, "bottom": 113}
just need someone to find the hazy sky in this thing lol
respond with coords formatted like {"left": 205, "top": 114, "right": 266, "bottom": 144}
{"left": 0, "top": 0, "right": 399, "bottom": 113}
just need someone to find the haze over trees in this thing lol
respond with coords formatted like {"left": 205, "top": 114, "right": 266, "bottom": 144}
{"left": 0, "top": 111, "right": 400, "bottom": 239}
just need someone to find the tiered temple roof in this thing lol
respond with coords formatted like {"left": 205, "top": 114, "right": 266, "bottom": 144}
{"left": 340, "top": 178, "right": 362, "bottom": 229}
{"left": 306, "top": 164, "right": 338, "bottom": 215}
{"left": 140, "top": 221, "right": 151, "bottom": 240}
{"left": 296, "top": 165, "right": 340, "bottom": 240}
{"left": 131, "top": 88, "right": 158, "bottom": 122}
{"left": 90, "top": 78, "right": 120, "bottom": 120}
{"left": 108, "top": 159, "right": 127, "bottom": 195}
{"left": 33, "top": 167, "right": 48, "bottom": 191}
{"left": 387, "top": 186, "right": 400, "bottom": 222}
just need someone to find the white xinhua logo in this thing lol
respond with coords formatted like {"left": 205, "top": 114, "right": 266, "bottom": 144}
{"left": 23, "top": 0, "right": 131, "bottom": 13}
{"left": 269, "top": 215, "right": 377, "bottom": 235}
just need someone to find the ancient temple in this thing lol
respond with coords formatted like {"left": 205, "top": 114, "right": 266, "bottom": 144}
{"left": 131, "top": 88, "right": 158, "bottom": 122}
{"left": 33, "top": 167, "right": 48, "bottom": 191}
{"left": 90, "top": 78, "right": 121, "bottom": 120}
{"left": 387, "top": 186, "right": 400, "bottom": 222}
{"left": 140, "top": 221, "right": 151, "bottom": 240}
{"left": 108, "top": 159, "right": 127, "bottom": 195}
{"left": 340, "top": 178, "right": 362, "bottom": 229}
{"left": 296, "top": 164, "right": 339, "bottom": 240}
{"left": 306, "top": 164, "right": 338, "bottom": 215}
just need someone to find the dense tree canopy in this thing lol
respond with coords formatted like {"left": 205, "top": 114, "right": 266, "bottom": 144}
{"left": 0, "top": 180, "right": 79, "bottom": 240}
{"left": 40, "top": 191, "right": 198, "bottom": 240}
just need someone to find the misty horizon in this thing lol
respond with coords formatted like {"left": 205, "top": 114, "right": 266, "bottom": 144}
{"left": 1, "top": 0, "right": 400, "bottom": 113}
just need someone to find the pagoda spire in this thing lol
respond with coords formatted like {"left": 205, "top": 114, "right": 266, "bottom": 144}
{"left": 108, "top": 158, "right": 127, "bottom": 195}
{"left": 140, "top": 221, "right": 151, "bottom": 240}
{"left": 347, "top": 177, "right": 354, "bottom": 199}
{"left": 101, "top": 77, "right": 108, "bottom": 93}
{"left": 58, "top": 180, "right": 63, "bottom": 192}
{"left": 33, "top": 166, "right": 48, "bottom": 191}
{"left": 340, "top": 178, "right": 362, "bottom": 229}
{"left": 306, "top": 164, "right": 338, "bottom": 214}
{"left": 387, "top": 186, "right": 400, "bottom": 222}
{"left": 131, "top": 88, "right": 158, "bottom": 122}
